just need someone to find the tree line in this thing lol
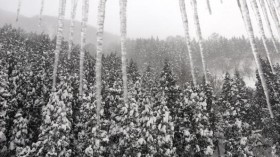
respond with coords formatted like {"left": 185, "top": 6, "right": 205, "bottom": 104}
{"left": 1, "top": 25, "right": 280, "bottom": 157}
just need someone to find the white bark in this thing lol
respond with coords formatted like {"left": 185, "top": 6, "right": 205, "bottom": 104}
{"left": 39, "top": 0, "right": 45, "bottom": 27}
{"left": 240, "top": 0, "right": 274, "bottom": 118}
{"left": 96, "top": 0, "right": 107, "bottom": 125}
{"left": 79, "top": 0, "right": 89, "bottom": 97}
{"left": 266, "top": 0, "right": 280, "bottom": 39}
{"left": 206, "top": 0, "right": 212, "bottom": 14}
{"left": 259, "top": 0, "right": 279, "bottom": 54}
{"left": 16, "top": 0, "right": 22, "bottom": 22}
{"left": 52, "top": 0, "right": 66, "bottom": 91}
{"left": 68, "top": 0, "right": 79, "bottom": 59}
{"left": 191, "top": 0, "right": 208, "bottom": 83}
{"left": 251, "top": 0, "right": 275, "bottom": 74}
{"left": 120, "top": 0, "right": 128, "bottom": 104}
{"left": 179, "top": 0, "right": 197, "bottom": 86}
{"left": 237, "top": 0, "right": 246, "bottom": 24}
{"left": 273, "top": 0, "right": 280, "bottom": 20}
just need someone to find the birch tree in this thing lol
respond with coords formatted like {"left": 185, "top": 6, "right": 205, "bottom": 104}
{"left": 179, "top": 0, "right": 197, "bottom": 86}
{"left": 120, "top": 0, "right": 128, "bottom": 104}
{"left": 251, "top": 0, "right": 275, "bottom": 74}
{"left": 259, "top": 0, "right": 279, "bottom": 53}
{"left": 79, "top": 0, "right": 89, "bottom": 97}
{"left": 39, "top": 0, "right": 45, "bottom": 27}
{"left": 266, "top": 0, "right": 280, "bottom": 38}
{"left": 16, "top": 0, "right": 22, "bottom": 22}
{"left": 191, "top": 0, "right": 208, "bottom": 83}
{"left": 206, "top": 0, "right": 212, "bottom": 14}
{"left": 239, "top": 0, "right": 274, "bottom": 118}
{"left": 272, "top": 0, "right": 280, "bottom": 20}
{"left": 95, "top": 0, "right": 107, "bottom": 125}
{"left": 68, "top": 0, "right": 79, "bottom": 59}
{"left": 52, "top": 0, "right": 66, "bottom": 91}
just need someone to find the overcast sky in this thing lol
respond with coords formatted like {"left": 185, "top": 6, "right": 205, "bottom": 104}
{"left": 0, "top": 0, "right": 276, "bottom": 39}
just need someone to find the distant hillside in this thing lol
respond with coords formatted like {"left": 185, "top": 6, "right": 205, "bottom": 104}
{"left": 0, "top": 9, "right": 120, "bottom": 53}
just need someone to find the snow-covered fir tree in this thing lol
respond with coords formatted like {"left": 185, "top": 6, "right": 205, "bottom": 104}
{"left": 254, "top": 58, "right": 280, "bottom": 155}
{"left": 0, "top": 52, "right": 11, "bottom": 156}
{"left": 221, "top": 71, "right": 254, "bottom": 156}
{"left": 31, "top": 81, "right": 72, "bottom": 157}
{"left": 9, "top": 109, "right": 30, "bottom": 156}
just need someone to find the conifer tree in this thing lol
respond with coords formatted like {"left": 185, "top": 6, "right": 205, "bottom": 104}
{"left": 221, "top": 71, "right": 254, "bottom": 156}
{"left": 31, "top": 82, "right": 72, "bottom": 157}
{"left": 137, "top": 89, "right": 157, "bottom": 156}
{"left": 0, "top": 58, "right": 10, "bottom": 156}
{"left": 9, "top": 110, "right": 30, "bottom": 156}
{"left": 254, "top": 59, "right": 280, "bottom": 155}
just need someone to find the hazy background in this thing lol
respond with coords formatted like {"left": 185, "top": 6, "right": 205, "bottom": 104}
{"left": 0, "top": 0, "right": 269, "bottom": 39}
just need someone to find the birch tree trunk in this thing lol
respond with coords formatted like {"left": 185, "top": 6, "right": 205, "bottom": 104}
{"left": 68, "top": 0, "right": 78, "bottom": 59}
{"left": 16, "top": 0, "right": 22, "bottom": 22}
{"left": 191, "top": 0, "right": 208, "bottom": 83}
{"left": 206, "top": 0, "right": 212, "bottom": 14}
{"left": 79, "top": 0, "right": 89, "bottom": 97}
{"left": 237, "top": 0, "right": 246, "bottom": 24}
{"left": 39, "top": 0, "right": 45, "bottom": 27}
{"left": 266, "top": 0, "right": 280, "bottom": 38}
{"left": 259, "top": 0, "right": 279, "bottom": 53}
{"left": 240, "top": 0, "right": 274, "bottom": 118}
{"left": 52, "top": 0, "right": 66, "bottom": 91}
{"left": 273, "top": 0, "right": 280, "bottom": 20}
{"left": 120, "top": 0, "right": 128, "bottom": 104}
{"left": 251, "top": 0, "right": 275, "bottom": 74}
{"left": 96, "top": 0, "right": 107, "bottom": 125}
{"left": 179, "top": 0, "right": 197, "bottom": 86}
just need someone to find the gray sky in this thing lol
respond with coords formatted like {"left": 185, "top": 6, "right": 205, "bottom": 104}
{"left": 0, "top": 0, "right": 275, "bottom": 39}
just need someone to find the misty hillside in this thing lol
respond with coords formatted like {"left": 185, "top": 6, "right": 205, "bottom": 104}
{"left": 1, "top": 9, "right": 280, "bottom": 86}
{"left": 0, "top": 9, "right": 120, "bottom": 50}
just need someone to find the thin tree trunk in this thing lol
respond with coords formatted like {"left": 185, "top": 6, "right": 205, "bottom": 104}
{"left": 39, "top": 0, "right": 45, "bottom": 27}
{"left": 16, "top": 0, "right": 22, "bottom": 22}
{"left": 191, "top": 0, "right": 208, "bottom": 83}
{"left": 240, "top": 0, "right": 274, "bottom": 118}
{"left": 179, "top": 0, "right": 197, "bottom": 86}
{"left": 96, "top": 0, "right": 107, "bottom": 125}
{"left": 259, "top": 0, "right": 279, "bottom": 54}
{"left": 273, "top": 0, "right": 280, "bottom": 20}
{"left": 52, "top": 0, "right": 66, "bottom": 91}
{"left": 237, "top": 0, "right": 246, "bottom": 24}
{"left": 206, "top": 0, "right": 212, "bottom": 14}
{"left": 120, "top": 0, "right": 128, "bottom": 104}
{"left": 251, "top": 0, "right": 275, "bottom": 74}
{"left": 266, "top": 0, "right": 280, "bottom": 39}
{"left": 79, "top": 0, "right": 89, "bottom": 97}
{"left": 68, "top": 0, "right": 78, "bottom": 59}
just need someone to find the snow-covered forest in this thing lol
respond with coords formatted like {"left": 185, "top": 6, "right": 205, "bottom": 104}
{"left": 1, "top": 0, "right": 280, "bottom": 156}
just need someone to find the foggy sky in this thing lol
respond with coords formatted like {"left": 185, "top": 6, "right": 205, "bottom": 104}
{"left": 0, "top": 0, "right": 276, "bottom": 39}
